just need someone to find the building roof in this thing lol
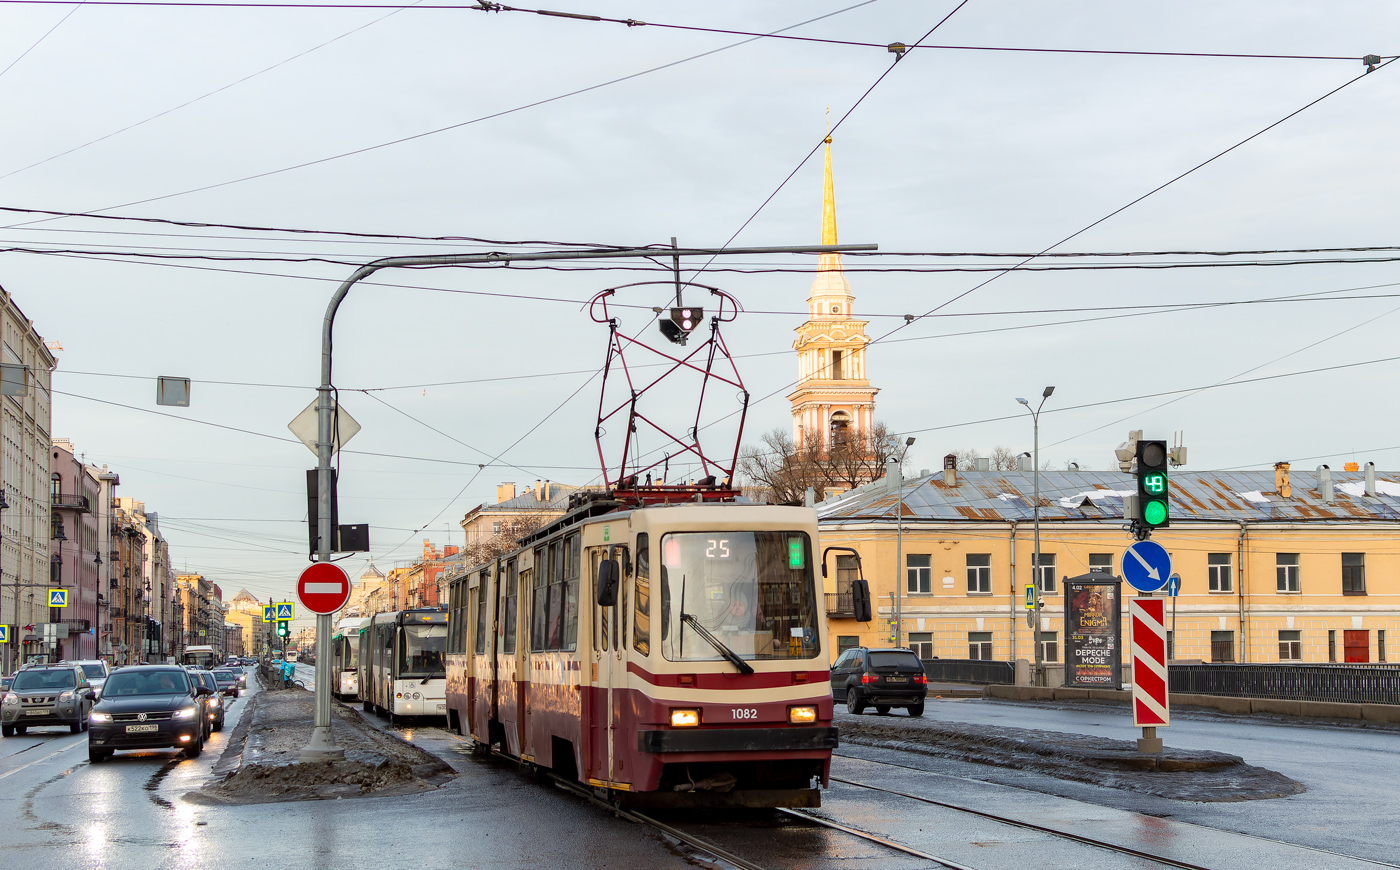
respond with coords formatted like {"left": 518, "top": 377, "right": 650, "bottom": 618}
{"left": 816, "top": 468, "right": 1400, "bottom": 525}
{"left": 470, "top": 483, "right": 580, "bottom": 515}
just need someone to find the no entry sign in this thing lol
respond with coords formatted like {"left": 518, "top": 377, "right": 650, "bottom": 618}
{"left": 297, "top": 563, "right": 351, "bottom": 615}
{"left": 1130, "top": 598, "right": 1170, "bottom": 727}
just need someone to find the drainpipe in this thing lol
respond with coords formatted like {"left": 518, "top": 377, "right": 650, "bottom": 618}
{"left": 1009, "top": 521, "right": 1018, "bottom": 664}
{"left": 1237, "top": 521, "right": 1247, "bottom": 663}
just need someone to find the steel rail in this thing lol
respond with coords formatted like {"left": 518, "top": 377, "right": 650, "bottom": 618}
{"left": 831, "top": 754, "right": 1400, "bottom": 870}
{"left": 778, "top": 808, "right": 977, "bottom": 869}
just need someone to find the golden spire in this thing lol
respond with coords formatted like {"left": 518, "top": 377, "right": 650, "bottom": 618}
{"left": 821, "top": 115, "right": 838, "bottom": 247}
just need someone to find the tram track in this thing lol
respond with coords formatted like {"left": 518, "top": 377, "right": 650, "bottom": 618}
{"left": 831, "top": 752, "right": 1400, "bottom": 870}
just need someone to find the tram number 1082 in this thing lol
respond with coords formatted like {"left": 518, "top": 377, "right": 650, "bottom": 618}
{"left": 731, "top": 707, "right": 759, "bottom": 720}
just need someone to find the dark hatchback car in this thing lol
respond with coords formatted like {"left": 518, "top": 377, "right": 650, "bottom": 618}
{"left": 87, "top": 666, "right": 214, "bottom": 762}
{"left": 1, "top": 664, "right": 94, "bottom": 736}
{"left": 211, "top": 670, "right": 240, "bottom": 698}
{"left": 830, "top": 647, "right": 928, "bottom": 716}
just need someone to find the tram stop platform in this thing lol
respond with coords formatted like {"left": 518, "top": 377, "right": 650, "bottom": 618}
{"left": 187, "top": 686, "right": 454, "bottom": 805}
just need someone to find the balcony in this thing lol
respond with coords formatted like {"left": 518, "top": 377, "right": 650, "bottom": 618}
{"left": 824, "top": 591, "right": 855, "bottom": 618}
{"left": 53, "top": 495, "right": 90, "bottom": 512}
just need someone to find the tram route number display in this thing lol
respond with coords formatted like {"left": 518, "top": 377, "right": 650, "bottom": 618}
{"left": 1064, "top": 576, "right": 1123, "bottom": 688}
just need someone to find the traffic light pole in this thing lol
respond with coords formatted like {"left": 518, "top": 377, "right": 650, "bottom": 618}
{"left": 301, "top": 241, "right": 875, "bottom": 764}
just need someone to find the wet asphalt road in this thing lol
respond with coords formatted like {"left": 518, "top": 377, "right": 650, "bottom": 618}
{"left": 2, "top": 664, "right": 1395, "bottom": 870}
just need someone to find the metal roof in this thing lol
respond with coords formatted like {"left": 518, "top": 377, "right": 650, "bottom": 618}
{"left": 815, "top": 469, "right": 1400, "bottom": 525}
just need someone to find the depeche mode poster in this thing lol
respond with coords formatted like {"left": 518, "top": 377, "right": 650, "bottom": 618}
{"left": 1064, "top": 573, "right": 1122, "bottom": 688}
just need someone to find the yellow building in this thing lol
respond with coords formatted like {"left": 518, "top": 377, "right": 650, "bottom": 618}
{"left": 818, "top": 463, "right": 1399, "bottom": 677}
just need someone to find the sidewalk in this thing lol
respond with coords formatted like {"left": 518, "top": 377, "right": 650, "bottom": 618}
{"left": 188, "top": 686, "right": 453, "bottom": 805}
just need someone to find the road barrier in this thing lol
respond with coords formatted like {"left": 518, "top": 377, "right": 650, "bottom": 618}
{"left": 920, "top": 658, "right": 1016, "bottom": 685}
{"left": 1169, "top": 663, "right": 1400, "bottom": 705}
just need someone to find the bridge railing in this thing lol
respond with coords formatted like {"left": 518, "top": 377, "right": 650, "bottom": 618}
{"left": 1169, "top": 663, "right": 1400, "bottom": 705}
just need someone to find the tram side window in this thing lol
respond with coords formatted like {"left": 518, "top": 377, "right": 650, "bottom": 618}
{"left": 503, "top": 559, "right": 518, "bottom": 654}
{"left": 531, "top": 546, "right": 549, "bottom": 651}
{"left": 564, "top": 534, "right": 580, "bottom": 649}
{"left": 474, "top": 570, "right": 490, "bottom": 655}
{"left": 633, "top": 533, "right": 650, "bottom": 655}
{"left": 591, "top": 547, "right": 607, "bottom": 652}
{"left": 532, "top": 535, "right": 580, "bottom": 652}
{"left": 446, "top": 579, "right": 461, "bottom": 654}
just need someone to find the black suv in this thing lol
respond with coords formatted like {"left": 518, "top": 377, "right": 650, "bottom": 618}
{"left": 1, "top": 664, "right": 95, "bottom": 735}
{"left": 87, "top": 665, "right": 214, "bottom": 762}
{"left": 829, "top": 647, "right": 928, "bottom": 716}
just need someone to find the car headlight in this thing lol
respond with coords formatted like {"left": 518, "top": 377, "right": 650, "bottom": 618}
{"left": 173, "top": 707, "right": 197, "bottom": 720}
{"left": 788, "top": 705, "right": 818, "bottom": 724}
{"left": 58, "top": 691, "right": 74, "bottom": 702}
{"left": 670, "top": 708, "right": 700, "bottom": 727}
{"left": 89, "top": 712, "right": 111, "bottom": 723}
{"left": 3, "top": 694, "right": 18, "bottom": 706}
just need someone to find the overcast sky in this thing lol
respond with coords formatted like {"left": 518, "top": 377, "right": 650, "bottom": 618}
{"left": 3, "top": 1, "right": 1399, "bottom": 622}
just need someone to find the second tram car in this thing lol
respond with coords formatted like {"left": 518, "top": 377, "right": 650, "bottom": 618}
{"left": 359, "top": 609, "right": 448, "bottom": 722}
{"left": 445, "top": 498, "right": 836, "bottom": 808}
{"left": 330, "top": 616, "right": 368, "bottom": 700}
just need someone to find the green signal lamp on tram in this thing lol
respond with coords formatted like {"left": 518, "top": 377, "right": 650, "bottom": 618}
{"left": 1135, "top": 439, "right": 1170, "bottom": 531}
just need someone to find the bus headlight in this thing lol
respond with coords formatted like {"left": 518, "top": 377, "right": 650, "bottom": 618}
{"left": 670, "top": 709, "right": 700, "bottom": 727}
{"left": 788, "top": 706, "right": 817, "bottom": 724}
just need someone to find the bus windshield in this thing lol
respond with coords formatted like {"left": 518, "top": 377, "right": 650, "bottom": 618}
{"left": 399, "top": 624, "right": 447, "bottom": 678}
{"left": 659, "top": 531, "right": 820, "bottom": 662}
{"left": 342, "top": 637, "right": 359, "bottom": 669}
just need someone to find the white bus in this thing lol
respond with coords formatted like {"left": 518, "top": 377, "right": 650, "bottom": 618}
{"left": 180, "top": 646, "right": 218, "bottom": 670}
{"left": 331, "top": 616, "right": 368, "bottom": 699}
{"left": 360, "top": 609, "right": 447, "bottom": 723}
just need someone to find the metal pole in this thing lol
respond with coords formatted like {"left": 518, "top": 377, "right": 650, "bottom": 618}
{"left": 895, "top": 484, "right": 903, "bottom": 649}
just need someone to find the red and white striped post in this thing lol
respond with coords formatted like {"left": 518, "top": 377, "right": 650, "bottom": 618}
{"left": 1130, "top": 598, "right": 1169, "bottom": 753}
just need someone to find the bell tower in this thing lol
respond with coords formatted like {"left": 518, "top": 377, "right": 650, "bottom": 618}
{"left": 787, "top": 135, "right": 879, "bottom": 456}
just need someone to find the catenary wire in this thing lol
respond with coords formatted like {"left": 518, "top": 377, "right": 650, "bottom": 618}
{"left": 0, "top": 0, "right": 84, "bottom": 79}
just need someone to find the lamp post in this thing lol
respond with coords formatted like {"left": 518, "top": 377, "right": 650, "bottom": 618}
{"left": 893, "top": 436, "right": 915, "bottom": 649}
{"left": 1016, "top": 387, "right": 1054, "bottom": 687}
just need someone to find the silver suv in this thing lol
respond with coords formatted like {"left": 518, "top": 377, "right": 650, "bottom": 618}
{"left": 66, "top": 660, "right": 111, "bottom": 693}
{"left": 2, "top": 664, "right": 95, "bottom": 736}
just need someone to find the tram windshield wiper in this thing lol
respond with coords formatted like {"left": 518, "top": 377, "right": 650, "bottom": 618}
{"left": 680, "top": 613, "right": 755, "bottom": 676}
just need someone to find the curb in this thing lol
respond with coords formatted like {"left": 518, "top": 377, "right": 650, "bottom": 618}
{"left": 208, "top": 689, "right": 259, "bottom": 781}
{"left": 983, "top": 684, "right": 1400, "bottom": 725}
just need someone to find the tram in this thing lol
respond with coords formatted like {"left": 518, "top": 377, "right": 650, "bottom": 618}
{"left": 359, "top": 608, "right": 448, "bottom": 722}
{"left": 330, "top": 616, "right": 368, "bottom": 700}
{"left": 445, "top": 494, "right": 839, "bottom": 808}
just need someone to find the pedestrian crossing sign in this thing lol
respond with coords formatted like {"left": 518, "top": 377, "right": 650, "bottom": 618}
{"left": 275, "top": 603, "right": 295, "bottom": 620}
{"left": 49, "top": 589, "right": 67, "bottom": 607}
{"left": 0, "top": 625, "right": 7, "bottom": 643}
{"left": 1024, "top": 584, "right": 1035, "bottom": 610}
{"left": 263, "top": 605, "right": 275, "bottom": 623}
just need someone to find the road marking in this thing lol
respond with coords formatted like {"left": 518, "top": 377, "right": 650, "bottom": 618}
{"left": 0, "top": 738, "right": 83, "bottom": 781}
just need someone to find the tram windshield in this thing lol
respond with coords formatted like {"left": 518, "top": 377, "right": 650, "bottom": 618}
{"left": 399, "top": 624, "right": 447, "bottom": 678}
{"left": 659, "top": 531, "right": 820, "bottom": 662}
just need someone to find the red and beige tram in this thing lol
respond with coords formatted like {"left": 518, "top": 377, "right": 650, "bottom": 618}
{"left": 445, "top": 495, "right": 836, "bottom": 807}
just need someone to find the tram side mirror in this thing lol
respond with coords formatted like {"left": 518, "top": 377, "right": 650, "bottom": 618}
{"left": 596, "top": 559, "right": 620, "bottom": 607}
{"left": 851, "top": 578, "right": 873, "bottom": 623}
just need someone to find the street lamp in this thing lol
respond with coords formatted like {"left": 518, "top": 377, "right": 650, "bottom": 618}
{"left": 1016, "top": 386, "right": 1054, "bottom": 686}
{"left": 893, "top": 436, "right": 915, "bottom": 649}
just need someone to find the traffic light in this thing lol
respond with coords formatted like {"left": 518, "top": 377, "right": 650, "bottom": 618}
{"left": 1136, "top": 439, "right": 1169, "bottom": 530}
{"left": 276, "top": 620, "right": 290, "bottom": 638}
{"left": 659, "top": 307, "right": 703, "bottom": 345}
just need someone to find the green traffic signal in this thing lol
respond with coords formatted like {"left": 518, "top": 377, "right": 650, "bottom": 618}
{"left": 1143, "top": 499, "right": 1168, "bottom": 526}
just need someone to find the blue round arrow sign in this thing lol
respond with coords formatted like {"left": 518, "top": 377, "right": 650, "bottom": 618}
{"left": 1122, "top": 540, "right": 1171, "bottom": 593}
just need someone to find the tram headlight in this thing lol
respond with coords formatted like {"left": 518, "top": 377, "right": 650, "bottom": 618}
{"left": 788, "top": 705, "right": 817, "bottom": 725}
{"left": 669, "top": 708, "right": 700, "bottom": 727}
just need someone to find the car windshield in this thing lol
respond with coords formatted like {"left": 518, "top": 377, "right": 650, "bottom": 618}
{"left": 213, "top": 671, "right": 234, "bottom": 681}
{"left": 659, "top": 531, "right": 820, "bottom": 662}
{"left": 868, "top": 651, "right": 923, "bottom": 669}
{"left": 399, "top": 624, "right": 447, "bottom": 678}
{"left": 80, "top": 664, "right": 106, "bottom": 679}
{"left": 13, "top": 670, "right": 76, "bottom": 690}
{"left": 104, "top": 670, "right": 190, "bottom": 696}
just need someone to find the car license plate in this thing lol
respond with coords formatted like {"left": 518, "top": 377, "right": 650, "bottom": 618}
{"left": 25, "top": 709, "right": 50, "bottom": 716}
{"left": 885, "top": 676, "right": 908, "bottom": 683}
{"left": 125, "top": 724, "right": 159, "bottom": 733}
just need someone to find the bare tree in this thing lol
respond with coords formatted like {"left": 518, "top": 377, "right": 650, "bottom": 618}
{"left": 950, "top": 448, "right": 984, "bottom": 471}
{"left": 989, "top": 446, "right": 1019, "bottom": 471}
{"left": 739, "top": 428, "right": 826, "bottom": 506}
{"left": 463, "top": 513, "right": 552, "bottom": 565}
{"left": 739, "top": 422, "right": 904, "bottom": 504}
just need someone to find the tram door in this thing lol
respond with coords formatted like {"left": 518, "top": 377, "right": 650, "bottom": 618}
{"left": 587, "top": 546, "right": 625, "bottom": 784}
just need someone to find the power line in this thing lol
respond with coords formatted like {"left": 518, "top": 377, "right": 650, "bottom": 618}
{"left": 12, "top": 0, "right": 877, "bottom": 221}
{"left": 0, "top": 0, "right": 83, "bottom": 80}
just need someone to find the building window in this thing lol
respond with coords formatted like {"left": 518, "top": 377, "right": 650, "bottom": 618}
{"left": 966, "top": 554, "right": 991, "bottom": 593}
{"left": 1380, "top": 630, "right": 1387, "bottom": 663}
{"left": 1342, "top": 553, "right": 1366, "bottom": 595}
{"left": 831, "top": 350, "right": 844, "bottom": 380}
{"left": 492, "top": 521, "right": 501, "bottom": 536}
{"left": 1208, "top": 553, "right": 1233, "bottom": 592}
{"left": 837, "top": 635, "right": 859, "bottom": 657}
{"left": 1211, "top": 630, "right": 1235, "bottom": 663}
{"left": 1033, "top": 553, "right": 1056, "bottom": 594}
{"left": 50, "top": 473, "right": 60, "bottom": 501}
{"left": 907, "top": 554, "right": 932, "bottom": 594}
{"left": 1276, "top": 553, "right": 1300, "bottom": 593}
{"left": 1328, "top": 629, "right": 1337, "bottom": 662}
{"left": 1344, "top": 630, "right": 1370, "bottom": 663}
{"left": 1040, "top": 630, "right": 1058, "bottom": 663}
{"left": 908, "top": 632, "right": 933, "bottom": 660}
{"left": 968, "top": 631, "right": 993, "bottom": 660}
{"left": 1279, "top": 630, "right": 1302, "bottom": 661}
{"left": 1088, "top": 553, "right": 1112, "bottom": 573}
